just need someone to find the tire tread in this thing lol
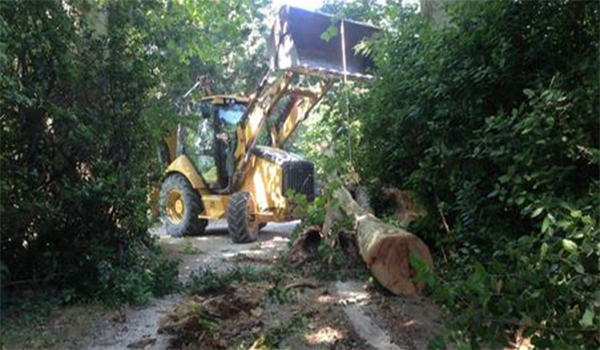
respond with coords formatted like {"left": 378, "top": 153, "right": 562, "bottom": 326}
{"left": 227, "top": 192, "right": 258, "bottom": 243}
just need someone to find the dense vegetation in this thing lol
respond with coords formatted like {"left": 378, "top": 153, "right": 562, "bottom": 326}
{"left": 319, "top": 1, "right": 598, "bottom": 348}
{"left": 0, "top": 0, "right": 267, "bottom": 304}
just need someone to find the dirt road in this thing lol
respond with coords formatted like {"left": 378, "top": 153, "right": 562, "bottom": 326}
{"left": 86, "top": 220, "right": 442, "bottom": 350}
{"left": 86, "top": 221, "right": 293, "bottom": 350}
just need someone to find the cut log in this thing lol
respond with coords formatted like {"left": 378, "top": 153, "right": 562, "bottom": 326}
{"left": 381, "top": 186, "right": 425, "bottom": 228}
{"left": 287, "top": 226, "right": 322, "bottom": 267}
{"left": 333, "top": 186, "right": 434, "bottom": 296}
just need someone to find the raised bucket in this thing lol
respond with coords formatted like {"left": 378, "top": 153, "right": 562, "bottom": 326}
{"left": 266, "top": 6, "right": 380, "bottom": 81}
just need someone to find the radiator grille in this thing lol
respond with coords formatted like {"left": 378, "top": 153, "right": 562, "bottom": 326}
{"left": 282, "top": 161, "right": 315, "bottom": 201}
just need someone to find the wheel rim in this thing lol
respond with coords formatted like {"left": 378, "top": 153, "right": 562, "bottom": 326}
{"left": 166, "top": 190, "right": 184, "bottom": 224}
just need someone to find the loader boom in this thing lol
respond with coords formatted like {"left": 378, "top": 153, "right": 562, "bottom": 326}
{"left": 231, "top": 72, "right": 332, "bottom": 190}
{"left": 230, "top": 6, "right": 378, "bottom": 191}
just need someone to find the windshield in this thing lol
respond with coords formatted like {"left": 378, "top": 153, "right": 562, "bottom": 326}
{"left": 217, "top": 103, "right": 246, "bottom": 133}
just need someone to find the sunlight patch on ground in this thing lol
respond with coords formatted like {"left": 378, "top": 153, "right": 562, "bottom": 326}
{"left": 336, "top": 282, "right": 370, "bottom": 305}
{"left": 316, "top": 294, "right": 336, "bottom": 304}
{"left": 258, "top": 236, "right": 289, "bottom": 249}
{"left": 304, "top": 326, "right": 344, "bottom": 345}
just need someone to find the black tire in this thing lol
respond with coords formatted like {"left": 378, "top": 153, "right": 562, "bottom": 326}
{"left": 159, "top": 174, "right": 208, "bottom": 237}
{"left": 227, "top": 192, "right": 259, "bottom": 243}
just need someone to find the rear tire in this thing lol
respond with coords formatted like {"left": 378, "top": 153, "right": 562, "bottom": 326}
{"left": 159, "top": 174, "right": 208, "bottom": 237}
{"left": 227, "top": 192, "right": 259, "bottom": 243}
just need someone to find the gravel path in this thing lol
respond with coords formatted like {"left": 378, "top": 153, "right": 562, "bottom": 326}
{"left": 87, "top": 220, "right": 297, "bottom": 350}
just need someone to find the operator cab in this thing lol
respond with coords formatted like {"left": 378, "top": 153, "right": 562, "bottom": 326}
{"left": 179, "top": 95, "right": 249, "bottom": 190}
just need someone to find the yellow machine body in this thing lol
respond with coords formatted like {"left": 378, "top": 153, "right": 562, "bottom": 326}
{"left": 157, "top": 6, "right": 378, "bottom": 239}
{"left": 164, "top": 151, "right": 294, "bottom": 224}
{"left": 163, "top": 95, "right": 300, "bottom": 225}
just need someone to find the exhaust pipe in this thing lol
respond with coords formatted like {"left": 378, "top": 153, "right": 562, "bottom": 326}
{"left": 267, "top": 6, "right": 379, "bottom": 81}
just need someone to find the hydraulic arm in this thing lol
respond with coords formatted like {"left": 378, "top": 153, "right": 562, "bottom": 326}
{"left": 231, "top": 71, "right": 331, "bottom": 190}
{"left": 230, "top": 5, "right": 378, "bottom": 191}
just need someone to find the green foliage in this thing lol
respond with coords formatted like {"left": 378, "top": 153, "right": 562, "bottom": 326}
{"left": 95, "top": 258, "right": 180, "bottom": 306}
{"left": 141, "top": 0, "right": 270, "bottom": 101}
{"left": 287, "top": 190, "right": 327, "bottom": 227}
{"left": 0, "top": 0, "right": 267, "bottom": 304}
{"left": 253, "top": 313, "right": 308, "bottom": 350}
{"left": 267, "top": 284, "right": 294, "bottom": 304}
{"left": 186, "top": 265, "right": 272, "bottom": 295}
{"left": 181, "top": 239, "right": 202, "bottom": 255}
{"left": 348, "top": 1, "right": 599, "bottom": 348}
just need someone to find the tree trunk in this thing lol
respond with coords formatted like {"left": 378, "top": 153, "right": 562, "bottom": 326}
{"left": 333, "top": 185, "right": 434, "bottom": 296}
{"left": 420, "top": 0, "right": 449, "bottom": 28}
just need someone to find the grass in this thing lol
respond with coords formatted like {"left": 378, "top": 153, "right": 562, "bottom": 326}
{"left": 0, "top": 291, "right": 109, "bottom": 349}
{"left": 185, "top": 265, "right": 275, "bottom": 295}
{"left": 180, "top": 238, "right": 203, "bottom": 255}
{"left": 250, "top": 313, "right": 308, "bottom": 350}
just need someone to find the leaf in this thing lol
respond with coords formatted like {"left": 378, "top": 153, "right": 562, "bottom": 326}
{"left": 498, "top": 175, "right": 511, "bottom": 183}
{"left": 320, "top": 25, "right": 339, "bottom": 43}
{"left": 562, "top": 239, "right": 578, "bottom": 253}
{"left": 579, "top": 308, "right": 595, "bottom": 328}
{"left": 531, "top": 207, "right": 544, "bottom": 218}
{"left": 409, "top": 253, "right": 431, "bottom": 283}
{"left": 540, "top": 242, "right": 549, "bottom": 258}
{"left": 570, "top": 210, "right": 582, "bottom": 218}
{"left": 523, "top": 88, "right": 535, "bottom": 98}
{"left": 541, "top": 216, "right": 551, "bottom": 233}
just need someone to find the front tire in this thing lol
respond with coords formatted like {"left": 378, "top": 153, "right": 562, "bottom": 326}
{"left": 227, "top": 192, "right": 259, "bottom": 243}
{"left": 159, "top": 174, "right": 208, "bottom": 237}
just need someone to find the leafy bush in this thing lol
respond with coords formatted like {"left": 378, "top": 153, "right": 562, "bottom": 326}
{"left": 0, "top": 0, "right": 264, "bottom": 304}
{"left": 186, "top": 266, "right": 273, "bottom": 295}
{"left": 0, "top": 0, "right": 167, "bottom": 301}
{"left": 345, "top": 0, "right": 598, "bottom": 348}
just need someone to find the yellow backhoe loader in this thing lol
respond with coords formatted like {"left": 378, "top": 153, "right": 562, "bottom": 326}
{"left": 159, "top": 6, "right": 378, "bottom": 242}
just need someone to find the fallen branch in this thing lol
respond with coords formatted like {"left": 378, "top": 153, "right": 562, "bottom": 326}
{"left": 284, "top": 279, "right": 320, "bottom": 290}
{"left": 435, "top": 195, "right": 451, "bottom": 234}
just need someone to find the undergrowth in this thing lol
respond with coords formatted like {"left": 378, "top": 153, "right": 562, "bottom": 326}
{"left": 284, "top": 190, "right": 371, "bottom": 283}
{"left": 185, "top": 265, "right": 275, "bottom": 295}
{"left": 250, "top": 313, "right": 309, "bottom": 350}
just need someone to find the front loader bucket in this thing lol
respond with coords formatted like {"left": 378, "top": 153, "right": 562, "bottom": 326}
{"left": 267, "top": 6, "right": 379, "bottom": 81}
